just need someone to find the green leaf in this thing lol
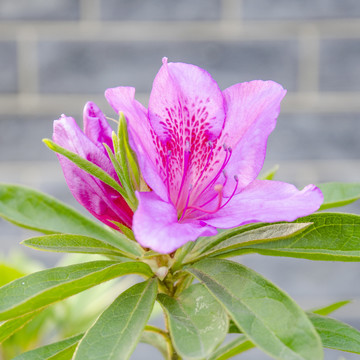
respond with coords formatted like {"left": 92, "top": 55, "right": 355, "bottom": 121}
{"left": 73, "top": 278, "right": 158, "bottom": 360}
{"left": 187, "top": 224, "right": 264, "bottom": 260}
{"left": 226, "top": 311, "right": 360, "bottom": 358}
{"left": 208, "top": 335, "right": 254, "bottom": 360}
{"left": 189, "top": 222, "right": 312, "bottom": 262}
{"left": 43, "top": 139, "right": 127, "bottom": 199}
{"left": 259, "top": 164, "right": 279, "bottom": 180}
{"left": 318, "top": 182, "right": 360, "bottom": 210}
{"left": 12, "top": 334, "right": 83, "bottom": 360}
{"left": 186, "top": 259, "right": 323, "bottom": 360}
{"left": 0, "top": 263, "right": 25, "bottom": 286}
{"left": 0, "top": 260, "right": 153, "bottom": 321}
{"left": 47, "top": 343, "right": 78, "bottom": 360}
{"left": 311, "top": 300, "right": 351, "bottom": 316}
{"left": 238, "top": 213, "right": 360, "bottom": 261}
{"left": 158, "top": 283, "right": 228, "bottom": 360}
{"left": 22, "top": 234, "right": 125, "bottom": 257}
{"left": 308, "top": 313, "right": 360, "bottom": 354}
{"left": 0, "top": 184, "right": 142, "bottom": 257}
{"left": 140, "top": 325, "right": 172, "bottom": 360}
{"left": 0, "top": 311, "right": 41, "bottom": 343}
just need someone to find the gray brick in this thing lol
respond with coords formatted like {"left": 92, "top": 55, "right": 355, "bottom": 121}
{"left": 100, "top": 0, "right": 221, "bottom": 21}
{"left": 0, "top": 115, "right": 57, "bottom": 161}
{"left": 266, "top": 113, "right": 360, "bottom": 161}
{"left": 242, "top": 0, "right": 360, "bottom": 20}
{"left": 320, "top": 39, "right": 360, "bottom": 91}
{"left": 0, "top": 0, "right": 80, "bottom": 20}
{"left": 38, "top": 40, "right": 298, "bottom": 94}
{"left": 0, "top": 42, "right": 17, "bottom": 93}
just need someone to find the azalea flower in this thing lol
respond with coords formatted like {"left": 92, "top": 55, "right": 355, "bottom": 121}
{"left": 104, "top": 57, "right": 323, "bottom": 254}
{"left": 53, "top": 102, "right": 133, "bottom": 230}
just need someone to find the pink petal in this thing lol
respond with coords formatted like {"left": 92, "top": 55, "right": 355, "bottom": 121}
{"left": 105, "top": 86, "right": 168, "bottom": 201}
{"left": 219, "top": 81, "right": 287, "bottom": 196}
{"left": 148, "top": 57, "right": 225, "bottom": 142}
{"left": 83, "top": 101, "right": 114, "bottom": 153}
{"left": 145, "top": 58, "right": 226, "bottom": 208}
{"left": 133, "top": 191, "right": 217, "bottom": 254}
{"left": 53, "top": 115, "right": 133, "bottom": 228}
{"left": 202, "top": 179, "right": 323, "bottom": 228}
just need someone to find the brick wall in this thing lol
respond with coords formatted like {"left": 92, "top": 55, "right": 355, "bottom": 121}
{"left": 1, "top": 1, "right": 360, "bottom": 359}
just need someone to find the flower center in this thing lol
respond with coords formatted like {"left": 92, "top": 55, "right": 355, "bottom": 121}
{"left": 168, "top": 143, "right": 239, "bottom": 221}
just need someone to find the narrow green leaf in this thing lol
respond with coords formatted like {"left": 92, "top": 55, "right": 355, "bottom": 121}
{"left": 158, "top": 283, "right": 228, "bottom": 360}
{"left": 318, "top": 182, "right": 360, "bottom": 210}
{"left": 12, "top": 334, "right": 83, "bottom": 360}
{"left": 141, "top": 325, "right": 172, "bottom": 360}
{"left": 0, "top": 311, "right": 41, "bottom": 343}
{"left": 308, "top": 313, "right": 360, "bottom": 354}
{"left": 311, "top": 300, "right": 351, "bottom": 316}
{"left": 187, "top": 224, "right": 264, "bottom": 259}
{"left": 47, "top": 345, "right": 77, "bottom": 360}
{"left": 238, "top": 213, "right": 360, "bottom": 261}
{"left": 0, "top": 260, "right": 153, "bottom": 321}
{"left": 22, "top": 234, "right": 125, "bottom": 257}
{"left": 191, "top": 222, "right": 312, "bottom": 262}
{"left": 0, "top": 184, "right": 143, "bottom": 257}
{"left": 208, "top": 336, "right": 254, "bottom": 360}
{"left": 259, "top": 164, "right": 279, "bottom": 180}
{"left": 43, "top": 139, "right": 127, "bottom": 198}
{"left": 187, "top": 259, "right": 323, "bottom": 360}
{"left": 104, "top": 143, "right": 136, "bottom": 207}
{"left": 73, "top": 278, "right": 158, "bottom": 360}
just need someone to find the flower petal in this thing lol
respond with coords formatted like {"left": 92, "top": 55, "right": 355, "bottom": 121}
{"left": 202, "top": 180, "right": 323, "bottom": 228}
{"left": 220, "top": 81, "right": 286, "bottom": 196}
{"left": 53, "top": 115, "right": 133, "bottom": 228}
{"left": 83, "top": 101, "right": 114, "bottom": 152}
{"left": 105, "top": 86, "right": 168, "bottom": 201}
{"left": 148, "top": 57, "right": 225, "bottom": 142}
{"left": 133, "top": 191, "right": 217, "bottom": 254}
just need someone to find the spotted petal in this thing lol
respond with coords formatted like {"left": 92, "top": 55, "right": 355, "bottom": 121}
{"left": 146, "top": 58, "right": 226, "bottom": 208}
{"left": 105, "top": 86, "right": 168, "bottom": 201}
{"left": 202, "top": 180, "right": 323, "bottom": 228}
{"left": 148, "top": 57, "right": 225, "bottom": 142}
{"left": 133, "top": 191, "right": 217, "bottom": 254}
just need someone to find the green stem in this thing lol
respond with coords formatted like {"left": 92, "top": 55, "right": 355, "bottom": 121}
{"left": 172, "top": 241, "right": 196, "bottom": 272}
{"left": 173, "top": 274, "right": 194, "bottom": 298}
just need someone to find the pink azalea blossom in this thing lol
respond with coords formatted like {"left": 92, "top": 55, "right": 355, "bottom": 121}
{"left": 105, "top": 58, "right": 323, "bottom": 254}
{"left": 53, "top": 102, "right": 133, "bottom": 230}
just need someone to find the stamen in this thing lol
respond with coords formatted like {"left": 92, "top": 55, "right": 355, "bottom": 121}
{"left": 219, "top": 175, "right": 239, "bottom": 209}
{"left": 191, "top": 144, "right": 232, "bottom": 206}
{"left": 175, "top": 141, "right": 191, "bottom": 207}
{"left": 165, "top": 150, "right": 172, "bottom": 200}
{"left": 192, "top": 171, "right": 229, "bottom": 211}
{"left": 185, "top": 174, "right": 239, "bottom": 220}
{"left": 105, "top": 116, "right": 120, "bottom": 125}
{"left": 186, "top": 184, "right": 223, "bottom": 215}
{"left": 178, "top": 184, "right": 193, "bottom": 221}
{"left": 191, "top": 141, "right": 213, "bottom": 191}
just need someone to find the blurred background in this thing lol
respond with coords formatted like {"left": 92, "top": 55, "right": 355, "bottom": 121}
{"left": 1, "top": 0, "right": 360, "bottom": 359}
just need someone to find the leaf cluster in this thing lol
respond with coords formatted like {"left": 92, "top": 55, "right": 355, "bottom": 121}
{"left": 1, "top": 181, "right": 360, "bottom": 359}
